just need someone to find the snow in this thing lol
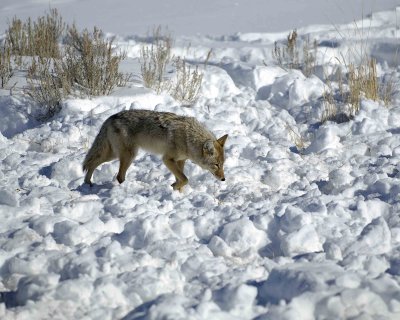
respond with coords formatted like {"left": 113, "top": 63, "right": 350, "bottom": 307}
{"left": 0, "top": 0, "right": 399, "bottom": 37}
{"left": 1, "top": 1, "right": 400, "bottom": 319}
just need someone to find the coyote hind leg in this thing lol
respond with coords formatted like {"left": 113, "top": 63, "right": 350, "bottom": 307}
{"left": 117, "top": 147, "right": 137, "bottom": 184}
{"left": 177, "top": 160, "right": 186, "bottom": 172}
{"left": 84, "top": 146, "right": 115, "bottom": 186}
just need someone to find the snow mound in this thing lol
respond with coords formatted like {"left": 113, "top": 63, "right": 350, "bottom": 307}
{"left": 209, "top": 217, "right": 268, "bottom": 259}
{"left": 201, "top": 66, "right": 241, "bottom": 99}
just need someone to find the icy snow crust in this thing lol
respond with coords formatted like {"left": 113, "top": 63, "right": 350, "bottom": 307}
{"left": 1, "top": 6, "right": 400, "bottom": 320}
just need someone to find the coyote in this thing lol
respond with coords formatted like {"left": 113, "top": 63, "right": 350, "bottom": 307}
{"left": 83, "top": 109, "right": 228, "bottom": 191}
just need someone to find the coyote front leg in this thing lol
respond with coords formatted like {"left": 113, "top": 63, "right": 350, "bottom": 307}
{"left": 162, "top": 157, "right": 188, "bottom": 191}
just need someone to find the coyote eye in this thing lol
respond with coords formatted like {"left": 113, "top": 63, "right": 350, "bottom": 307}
{"left": 214, "top": 164, "right": 220, "bottom": 169}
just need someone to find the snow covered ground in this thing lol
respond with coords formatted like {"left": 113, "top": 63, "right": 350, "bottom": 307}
{"left": 1, "top": 1, "right": 400, "bottom": 319}
{"left": 0, "top": 0, "right": 399, "bottom": 36}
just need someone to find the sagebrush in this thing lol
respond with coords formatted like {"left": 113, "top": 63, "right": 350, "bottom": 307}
{"left": 272, "top": 30, "right": 317, "bottom": 77}
{"left": 26, "top": 56, "right": 63, "bottom": 120}
{"left": 0, "top": 40, "right": 13, "bottom": 88}
{"left": 169, "top": 57, "right": 203, "bottom": 105}
{"left": 139, "top": 26, "right": 204, "bottom": 104}
{"left": 140, "top": 26, "right": 173, "bottom": 93}
{"left": 26, "top": 23, "right": 129, "bottom": 119}
{"left": 6, "top": 8, "right": 65, "bottom": 58}
{"left": 322, "top": 54, "right": 392, "bottom": 122}
{"left": 60, "top": 25, "right": 129, "bottom": 96}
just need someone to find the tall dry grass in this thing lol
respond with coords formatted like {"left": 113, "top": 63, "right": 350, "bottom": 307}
{"left": 25, "top": 21, "right": 129, "bottom": 119}
{"left": 140, "top": 26, "right": 173, "bottom": 93}
{"left": 0, "top": 40, "right": 13, "bottom": 88}
{"left": 6, "top": 8, "right": 65, "bottom": 58}
{"left": 139, "top": 26, "right": 204, "bottom": 104}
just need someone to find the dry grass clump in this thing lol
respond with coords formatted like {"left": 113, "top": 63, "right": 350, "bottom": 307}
{"left": 320, "top": 15, "right": 396, "bottom": 122}
{"left": 272, "top": 30, "right": 299, "bottom": 69}
{"left": 347, "top": 57, "right": 378, "bottom": 115}
{"left": 302, "top": 37, "right": 318, "bottom": 77}
{"left": 272, "top": 28, "right": 393, "bottom": 121}
{"left": 26, "top": 57, "right": 63, "bottom": 120}
{"left": 380, "top": 74, "right": 395, "bottom": 107}
{"left": 60, "top": 25, "right": 129, "bottom": 96}
{"left": 4, "top": 9, "right": 129, "bottom": 119}
{"left": 169, "top": 57, "right": 203, "bottom": 105}
{"left": 322, "top": 81, "right": 338, "bottom": 123}
{"left": 321, "top": 55, "right": 394, "bottom": 122}
{"left": 0, "top": 40, "right": 13, "bottom": 88}
{"left": 139, "top": 26, "right": 204, "bottom": 104}
{"left": 6, "top": 8, "right": 65, "bottom": 58}
{"left": 25, "top": 22, "right": 129, "bottom": 119}
{"left": 285, "top": 122, "right": 308, "bottom": 154}
{"left": 272, "top": 30, "right": 317, "bottom": 77}
{"left": 140, "top": 26, "right": 173, "bottom": 93}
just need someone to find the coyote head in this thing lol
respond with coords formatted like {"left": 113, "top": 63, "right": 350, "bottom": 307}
{"left": 201, "top": 134, "right": 228, "bottom": 181}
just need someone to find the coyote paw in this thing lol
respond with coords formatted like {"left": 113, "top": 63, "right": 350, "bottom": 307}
{"left": 84, "top": 180, "right": 93, "bottom": 187}
{"left": 171, "top": 181, "right": 186, "bottom": 192}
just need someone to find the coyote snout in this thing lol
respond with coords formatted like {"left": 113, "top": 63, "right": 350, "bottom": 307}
{"left": 82, "top": 109, "right": 228, "bottom": 192}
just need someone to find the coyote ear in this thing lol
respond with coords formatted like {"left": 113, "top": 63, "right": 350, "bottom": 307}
{"left": 203, "top": 140, "right": 215, "bottom": 156}
{"left": 217, "top": 134, "right": 228, "bottom": 147}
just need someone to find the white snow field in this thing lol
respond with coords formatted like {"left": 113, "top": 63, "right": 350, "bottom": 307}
{"left": 0, "top": 0, "right": 399, "bottom": 36}
{"left": 1, "top": 1, "right": 400, "bottom": 319}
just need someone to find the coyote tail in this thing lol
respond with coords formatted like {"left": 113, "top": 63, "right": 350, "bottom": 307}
{"left": 82, "top": 123, "right": 110, "bottom": 173}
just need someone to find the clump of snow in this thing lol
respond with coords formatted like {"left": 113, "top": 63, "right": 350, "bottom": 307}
{"left": 280, "top": 224, "right": 323, "bottom": 257}
{"left": 346, "top": 217, "right": 392, "bottom": 256}
{"left": 305, "top": 125, "right": 343, "bottom": 154}
{"left": 209, "top": 217, "right": 268, "bottom": 259}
